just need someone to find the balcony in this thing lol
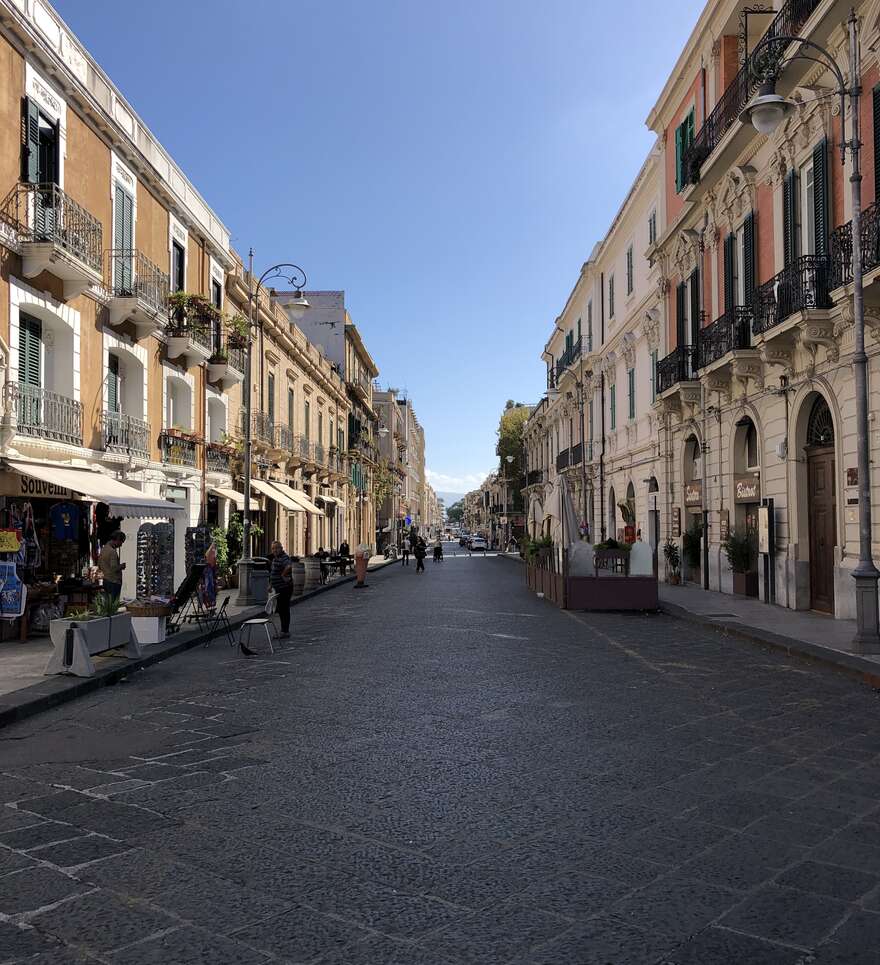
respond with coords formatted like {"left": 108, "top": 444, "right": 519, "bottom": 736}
{"left": 165, "top": 320, "right": 213, "bottom": 367}
{"left": 327, "top": 447, "right": 347, "bottom": 477}
{"left": 656, "top": 345, "right": 698, "bottom": 395}
{"left": 296, "top": 434, "right": 314, "bottom": 466}
{"left": 698, "top": 307, "right": 753, "bottom": 369}
{"left": 569, "top": 442, "right": 583, "bottom": 466}
{"left": 4, "top": 182, "right": 103, "bottom": 299}
{"left": 681, "top": 0, "right": 824, "bottom": 189}
{"left": 555, "top": 336, "right": 582, "bottom": 382}
{"left": 207, "top": 341, "right": 246, "bottom": 390}
{"left": 753, "top": 256, "right": 832, "bottom": 355}
{"left": 102, "top": 410, "right": 149, "bottom": 459}
{"left": 160, "top": 430, "right": 198, "bottom": 468}
{"left": 107, "top": 249, "right": 169, "bottom": 334}
{"left": 275, "top": 424, "right": 295, "bottom": 458}
{"left": 347, "top": 369, "right": 372, "bottom": 402}
{"left": 313, "top": 442, "right": 326, "bottom": 467}
{"left": 5, "top": 382, "right": 82, "bottom": 446}
{"left": 556, "top": 448, "right": 570, "bottom": 472}
{"left": 830, "top": 200, "right": 880, "bottom": 292}
{"left": 206, "top": 443, "right": 234, "bottom": 474}
{"left": 526, "top": 469, "right": 545, "bottom": 487}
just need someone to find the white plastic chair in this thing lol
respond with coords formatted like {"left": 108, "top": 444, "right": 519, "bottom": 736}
{"left": 239, "top": 592, "right": 279, "bottom": 655}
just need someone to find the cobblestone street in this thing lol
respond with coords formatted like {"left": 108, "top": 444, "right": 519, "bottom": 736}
{"left": 1, "top": 555, "right": 880, "bottom": 964}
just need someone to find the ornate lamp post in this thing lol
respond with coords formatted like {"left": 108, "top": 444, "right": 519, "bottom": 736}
{"left": 237, "top": 251, "right": 309, "bottom": 605}
{"left": 739, "top": 11, "right": 880, "bottom": 651}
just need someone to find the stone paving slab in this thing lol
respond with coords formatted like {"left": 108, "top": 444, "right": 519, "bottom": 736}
{"left": 0, "top": 556, "right": 879, "bottom": 962}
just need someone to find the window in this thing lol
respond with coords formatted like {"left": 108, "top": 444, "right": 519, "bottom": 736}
{"left": 318, "top": 410, "right": 323, "bottom": 446}
{"left": 577, "top": 317, "right": 582, "bottom": 341}
{"left": 267, "top": 372, "right": 275, "bottom": 426}
{"left": 211, "top": 279, "right": 222, "bottom": 310}
{"left": 587, "top": 301, "right": 593, "bottom": 350}
{"left": 304, "top": 400, "right": 310, "bottom": 440}
{"left": 610, "top": 384, "right": 616, "bottom": 430}
{"left": 800, "top": 157, "right": 815, "bottom": 257}
{"left": 626, "top": 246, "right": 634, "bottom": 295}
{"left": 113, "top": 185, "right": 134, "bottom": 291}
{"left": 608, "top": 275, "right": 615, "bottom": 319}
{"left": 171, "top": 241, "right": 185, "bottom": 292}
{"left": 107, "top": 353, "right": 120, "bottom": 413}
{"left": 627, "top": 367, "right": 635, "bottom": 420}
{"left": 648, "top": 209, "right": 657, "bottom": 246}
{"left": 746, "top": 422, "right": 758, "bottom": 469}
{"left": 287, "top": 388, "right": 294, "bottom": 429}
{"left": 19, "top": 313, "right": 42, "bottom": 391}
{"left": 565, "top": 329, "right": 573, "bottom": 354}
{"left": 650, "top": 349, "right": 658, "bottom": 403}
{"left": 589, "top": 399, "right": 594, "bottom": 441}
{"left": 674, "top": 108, "right": 696, "bottom": 193}
{"left": 23, "top": 98, "right": 59, "bottom": 185}
{"left": 338, "top": 426, "right": 345, "bottom": 451}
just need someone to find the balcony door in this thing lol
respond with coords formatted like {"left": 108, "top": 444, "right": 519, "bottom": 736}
{"left": 18, "top": 313, "right": 42, "bottom": 430}
{"left": 113, "top": 185, "right": 134, "bottom": 293}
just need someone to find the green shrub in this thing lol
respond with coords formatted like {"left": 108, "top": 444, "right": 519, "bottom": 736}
{"left": 722, "top": 527, "right": 756, "bottom": 574}
{"left": 682, "top": 520, "right": 702, "bottom": 570}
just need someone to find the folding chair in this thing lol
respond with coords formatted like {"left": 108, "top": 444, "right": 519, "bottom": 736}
{"left": 238, "top": 592, "right": 279, "bottom": 656}
{"left": 203, "top": 595, "right": 234, "bottom": 648}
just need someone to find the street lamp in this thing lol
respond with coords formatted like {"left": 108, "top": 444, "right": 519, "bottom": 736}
{"left": 237, "top": 251, "right": 309, "bottom": 605}
{"left": 739, "top": 11, "right": 880, "bottom": 652}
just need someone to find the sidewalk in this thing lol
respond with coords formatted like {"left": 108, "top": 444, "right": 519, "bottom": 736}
{"left": 659, "top": 582, "right": 880, "bottom": 684}
{"left": 0, "top": 555, "right": 396, "bottom": 729}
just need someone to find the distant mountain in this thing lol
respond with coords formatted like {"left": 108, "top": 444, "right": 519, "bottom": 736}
{"left": 437, "top": 491, "right": 465, "bottom": 506}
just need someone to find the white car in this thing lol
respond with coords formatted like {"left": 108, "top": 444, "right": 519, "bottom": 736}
{"left": 470, "top": 537, "right": 487, "bottom": 551}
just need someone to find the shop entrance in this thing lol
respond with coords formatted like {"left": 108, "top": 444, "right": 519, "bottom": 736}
{"left": 805, "top": 396, "right": 836, "bottom": 613}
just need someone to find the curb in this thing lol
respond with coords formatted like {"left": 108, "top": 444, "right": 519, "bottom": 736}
{"left": 0, "top": 556, "right": 400, "bottom": 730}
{"left": 659, "top": 600, "right": 880, "bottom": 688}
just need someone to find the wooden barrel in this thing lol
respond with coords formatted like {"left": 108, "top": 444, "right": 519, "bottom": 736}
{"left": 290, "top": 561, "right": 305, "bottom": 597}
{"left": 303, "top": 558, "right": 321, "bottom": 593}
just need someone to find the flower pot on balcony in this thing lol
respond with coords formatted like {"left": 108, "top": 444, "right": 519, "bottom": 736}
{"left": 207, "top": 356, "right": 243, "bottom": 389}
{"left": 732, "top": 570, "right": 759, "bottom": 598}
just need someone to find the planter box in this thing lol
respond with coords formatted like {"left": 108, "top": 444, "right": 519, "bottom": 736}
{"left": 45, "top": 613, "right": 140, "bottom": 677}
{"left": 131, "top": 615, "right": 167, "bottom": 646}
{"left": 733, "top": 571, "right": 759, "bottom": 598}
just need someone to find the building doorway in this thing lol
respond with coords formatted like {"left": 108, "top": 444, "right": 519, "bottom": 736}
{"left": 647, "top": 477, "right": 660, "bottom": 555}
{"left": 805, "top": 396, "right": 836, "bottom": 613}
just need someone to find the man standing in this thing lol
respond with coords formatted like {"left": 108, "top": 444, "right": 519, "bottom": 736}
{"left": 401, "top": 539, "right": 410, "bottom": 566}
{"left": 98, "top": 531, "right": 126, "bottom": 601}
{"left": 338, "top": 540, "right": 350, "bottom": 576}
{"left": 269, "top": 540, "right": 293, "bottom": 639}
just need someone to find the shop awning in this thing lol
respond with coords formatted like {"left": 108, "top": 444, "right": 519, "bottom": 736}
{"left": 5, "top": 460, "right": 184, "bottom": 519}
{"left": 249, "top": 478, "right": 303, "bottom": 512}
{"left": 209, "top": 487, "right": 259, "bottom": 512}
{"left": 316, "top": 493, "right": 345, "bottom": 507}
{"left": 269, "top": 481, "right": 323, "bottom": 516}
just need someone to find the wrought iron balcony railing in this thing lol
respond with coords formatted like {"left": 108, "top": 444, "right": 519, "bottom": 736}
{"left": 6, "top": 182, "right": 103, "bottom": 274}
{"left": 166, "top": 318, "right": 213, "bottom": 352}
{"left": 313, "top": 442, "right": 326, "bottom": 466}
{"left": 556, "top": 448, "right": 570, "bottom": 472}
{"left": 752, "top": 255, "right": 831, "bottom": 336}
{"left": 206, "top": 443, "right": 233, "bottom": 473}
{"left": 276, "top": 424, "right": 294, "bottom": 454}
{"left": 102, "top": 410, "right": 150, "bottom": 458}
{"left": 681, "top": 0, "right": 823, "bottom": 186}
{"left": 297, "top": 434, "right": 312, "bottom": 462}
{"left": 656, "top": 345, "right": 697, "bottom": 394}
{"left": 239, "top": 411, "right": 275, "bottom": 446}
{"left": 569, "top": 442, "right": 583, "bottom": 466}
{"left": 527, "top": 469, "right": 544, "bottom": 486}
{"left": 225, "top": 343, "right": 247, "bottom": 374}
{"left": 697, "top": 306, "right": 753, "bottom": 369}
{"left": 160, "top": 430, "right": 198, "bottom": 467}
{"left": 107, "top": 249, "right": 169, "bottom": 312}
{"left": 555, "top": 336, "right": 583, "bottom": 380}
{"left": 829, "top": 200, "right": 880, "bottom": 291}
{"left": 5, "top": 382, "right": 83, "bottom": 446}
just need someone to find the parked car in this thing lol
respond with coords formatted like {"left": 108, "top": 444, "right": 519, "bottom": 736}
{"left": 459, "top": 534, "right": 470, "bottom": 546}
{"left": 470, "top": 537, "right": 487, "bottom": 551}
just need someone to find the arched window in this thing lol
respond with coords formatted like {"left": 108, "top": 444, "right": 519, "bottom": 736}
{"left": 806, "top": 396, "right": 834, "bottom": 447}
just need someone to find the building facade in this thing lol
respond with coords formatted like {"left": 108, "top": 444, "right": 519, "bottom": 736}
{"left": 525, "top": 0, "right": 880, "bottom": 626}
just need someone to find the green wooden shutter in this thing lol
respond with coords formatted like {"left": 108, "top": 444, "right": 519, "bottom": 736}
{"left": 813, "top": 138, "right": 829, "bottom": 258}
{"left": 675, "top": 123, "right": 683, "bottom": 193}
{"left": 724, "top": 233, "right": 735, "bottom": 313}
{"left": 19, "top": 314, "right": 41, "bottom": 387}
{"left": 650, "top": 350, "right": 657, "bottom": 403}
{"left": 743, "top": 212, "right": 756, "bottom": 301}
{"left": 627, "top": 368, "right": 635, "bottom": 420}
{"left": 23, "top": 98, "right": 40, "bottom": 184}
{"left": 689, "top": 268, "right": 701, "bottom": 347}
{"left": 783, "top": 170, "right": 797, "bottom": 267}
{"left": 675, "top": 281, "right": 686, "bottom": 347}
{"left": 610, "top": 384, "right": 616, "bottom": 430}
{"left": 874, "top": 86, "right": 880, "bottom": 203}
{"left": 107, "top": 354, "right": 120, "bottom": 412}
{"left": 114, "top": 185, "right": 134, "bottom": 291}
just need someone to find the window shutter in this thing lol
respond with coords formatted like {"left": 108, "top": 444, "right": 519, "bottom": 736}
{"left": 107, "top": 354, "right": 119, "bottom": 412}
{"left": 19, "top": 314, "right": 41, "bottom": 387}
{"left": 874, "top": 86, "right": 880, "bottom": 203}
{"left": 689, "top": 268, "right": 701, "bottom": 347}
{"left": 675, "top": 123, "right": 683, "bottom": 193}
{"left": 783, "top": 170, "right": 797, "bottom": 267}
{"left": 724, "top": 233, "right": 735, "bottom": 313}
{"left": 675, "top": 281, "right": 686, "bottom": 347}
{"left": 114, "top": 186, "right": 134, "bottom": 291}
{"left": 22, "top": 98, "right": 40, "bottom": 184}
{"left": 743, "top": 212, "right": 756, "bottom": 301}
{"left": 813, "top": 138, "right": 829, "bottom": 258}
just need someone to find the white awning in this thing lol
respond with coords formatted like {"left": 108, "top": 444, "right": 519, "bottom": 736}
{"left": 316, "top": 493, "right": 345, "bottom": 507}
{"left": 5, "top": 460, "right": 183, "bottom": 519}
{"left": 270, "top": 481, "right": 323, "bottom": 516}
{"left": 209, "top": 487, "right": 259, "bottom": 512}
{"left": 249, "top": 478, "right": 303, "bottom": 512}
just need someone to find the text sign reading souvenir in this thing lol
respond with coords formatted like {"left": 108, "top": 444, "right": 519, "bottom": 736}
{"left": 734, "top": 475, "right": 761, "bottom": 503}
{"left": 0, "top": 472, "right": 72, "bottom": 499}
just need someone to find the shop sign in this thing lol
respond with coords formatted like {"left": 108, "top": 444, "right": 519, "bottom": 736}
{"left": 684, "top": 481, "right": 702, "bottom": 506}
{"left": 734, "top": 475, "right": 760, "bottom": 503}
{"left": 0, "top": 529, "right": 22, "bottom": 553}
{"left": 758, "top": 505, "right": 771, "bottom": 554}
{"left": 719, "top": 510, "right": 729, "bottom": 542}
{"left": 847, "top": 467, "right": 858, "bottom": 487}
{"left": 672, "top": 507, "right": 681, "bottom": 537}
{"left": 0, "top": 472, "right": 72, "bottom": 499}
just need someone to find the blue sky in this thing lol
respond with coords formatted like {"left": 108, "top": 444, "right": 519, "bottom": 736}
{"left": 55, "top": 0, "right": 704, "bottom": 497}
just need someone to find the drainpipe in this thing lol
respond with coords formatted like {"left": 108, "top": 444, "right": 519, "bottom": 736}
{"left": 599, "top": 272, "right": 607, "bottom": 540}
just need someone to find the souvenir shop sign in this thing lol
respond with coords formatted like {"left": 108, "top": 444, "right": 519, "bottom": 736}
{"left": 684, "top": 481, "right": 702, "bottom": 506}
{"left": 0, "top": 472, "right": 72, "bottom": 499}
{"left": 0, "top": 529, "right": 22, "bottom": 553}
{"left": 734, "top": 475, "right": 760, "bottom": 503}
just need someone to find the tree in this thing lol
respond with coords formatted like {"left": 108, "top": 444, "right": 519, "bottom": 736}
{"left": 446, "top": 500, "right": 464, "bottom": 524}
{"left": 497, "top": 404, "right": 531, "bottom": 473}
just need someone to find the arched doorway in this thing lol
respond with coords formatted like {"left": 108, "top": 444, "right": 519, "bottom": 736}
{"left": 731, "top": 416, "right": 761, "bottom": 597}
{"left": 805, "top": 395, "right": 836, "bottom": 613}
{"left": 683, "top": 434, "right": 703, "bottom": 583}
{"left": 647, "top": 477, "right": 660, "bottom": 554}
{"left": 624, "top": 481, "right": 636, "bottom": 542}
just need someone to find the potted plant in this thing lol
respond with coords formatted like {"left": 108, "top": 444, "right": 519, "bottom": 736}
{"left": 47, "top": 592, "right": 135, "bottom": 668}
{"left": 226, "top": 313, "right": 250, "bottom": 349}
{"left": 663, "top": 538, "right": 681, "bottom": 585}
{"left": 723, "top": 526, "right": 758, "bottom": 597}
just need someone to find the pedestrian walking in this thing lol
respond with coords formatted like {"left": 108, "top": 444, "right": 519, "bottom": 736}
{"left": 414, "top": 539, "right": 427, "bottom": 573}
{"left": 269, "top": 540, "right": 294, "bottom": 640}
{"left": 338, "top": 540, "right": 350, "bottom": 576}
{"left": 98, "top": 531, "right": 126, "bottom": 601}
{"left": 401, "top": 540, "right": 410, "bottom": 565}
{"left": 433, "top": 537, "right": 443, "bottom": 563}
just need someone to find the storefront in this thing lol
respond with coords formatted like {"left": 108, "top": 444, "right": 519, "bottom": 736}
{"left": 0, "top": 460, "right": 182, "bottom": 638}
